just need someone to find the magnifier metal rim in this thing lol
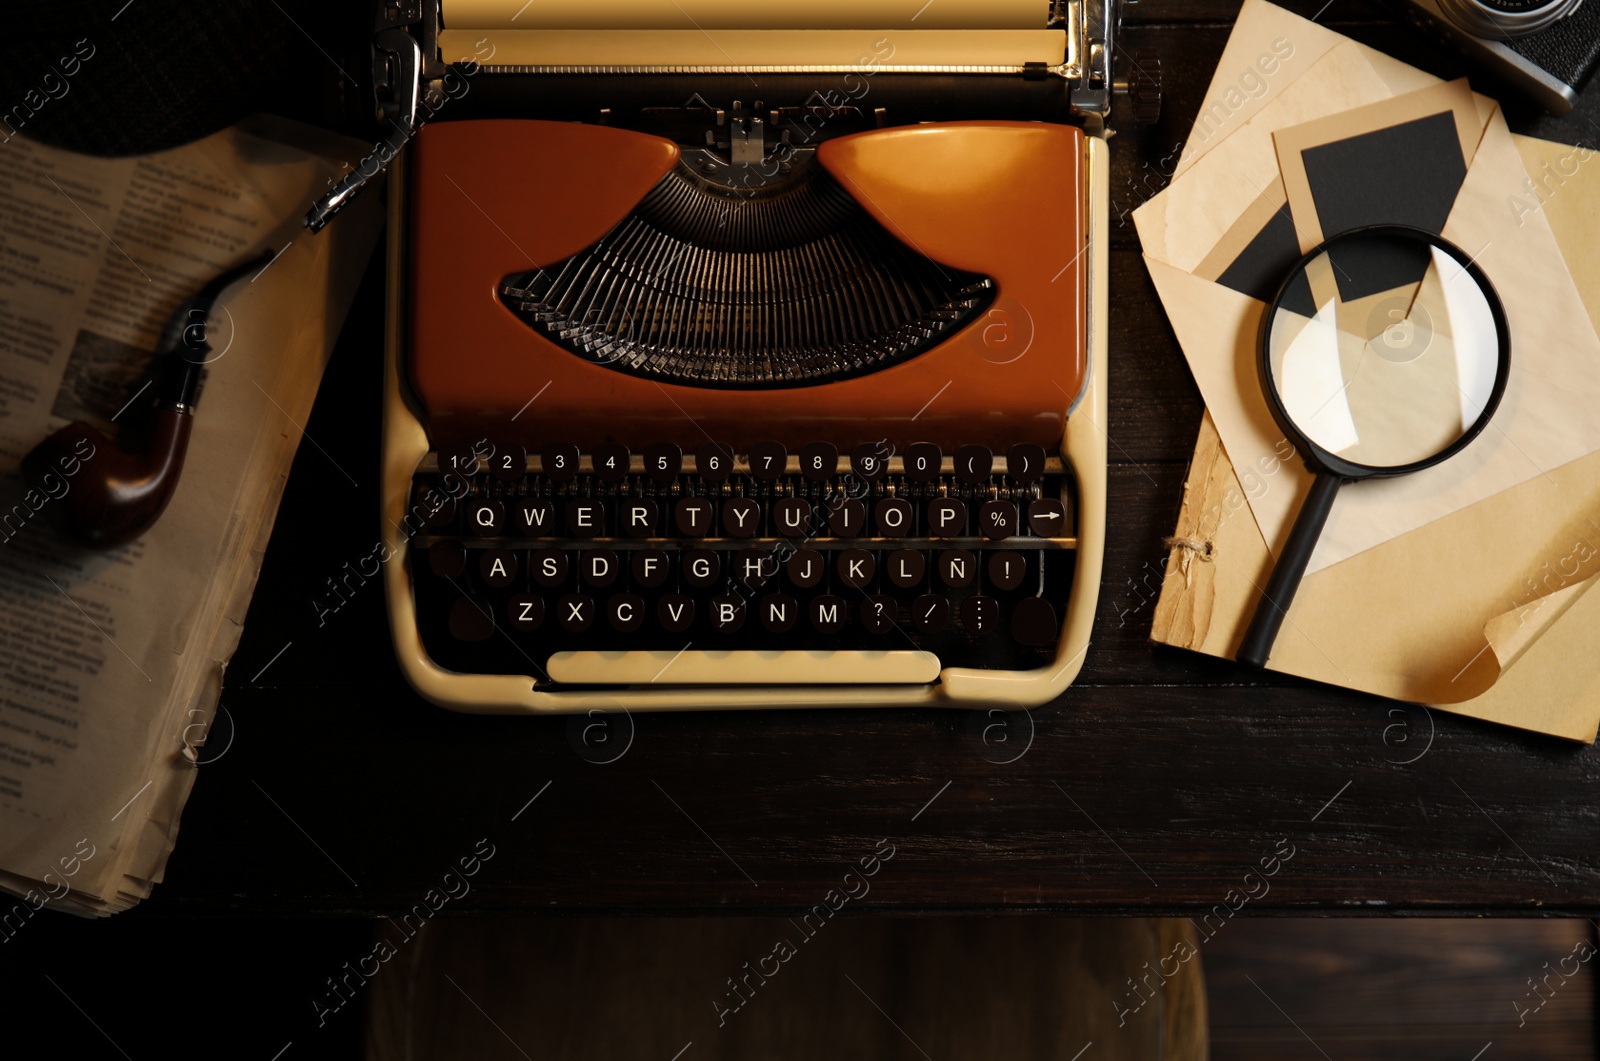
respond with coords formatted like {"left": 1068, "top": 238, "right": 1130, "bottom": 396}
{"left": 1257, "top": 223, "right": 1512, "bottom": 482}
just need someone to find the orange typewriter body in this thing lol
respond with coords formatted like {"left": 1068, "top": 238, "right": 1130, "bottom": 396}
{"left": 383, "top": 117, "right": 1110, "bottom": 713}
{"left": 408, "top": 120, "right": 1084, "bottom": 454}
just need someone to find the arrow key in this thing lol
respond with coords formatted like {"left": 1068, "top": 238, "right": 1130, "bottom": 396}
{"left": 1027, "top": 498, "right": 1068, "bottom": 539}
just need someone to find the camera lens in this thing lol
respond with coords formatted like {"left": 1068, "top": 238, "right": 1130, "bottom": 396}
{"left": 1436, "top": 0, "right": 1585, "bottom": 36}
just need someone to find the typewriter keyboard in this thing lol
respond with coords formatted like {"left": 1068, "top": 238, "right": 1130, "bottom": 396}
{"left": 408, "top": 441, "right": 1076, "bottom": 680}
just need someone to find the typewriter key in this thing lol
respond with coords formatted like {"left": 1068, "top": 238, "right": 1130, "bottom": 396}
{"left": 566, "top": 500, "right": 604, "bottom": 538}
{"left": 828, "top": 498, "right": 866, "bottom": 537}
{"left": 683, "top": 548, "right": 720, "bottom": 589}
{"left": 542, "top": 442, "right": 579, "bottom": 482}
{"left": 607, "top": 593, "right": 645, "bottom": 633}
{"left": 955, "top": 445, "right": 993, "bottom": 485}
{"left": 644, "top": 443, "right": 682, "bottom": 482}
{"left": 886, "top": 549, "right": 926, "bottom": 589}
{"left": 988, "top": 551, "right": 1027, "bottom": 591}
{"left": 905, "top": 443, "right": 942, "bottom": 483}
{"left": 938, "top": 549, "right": 977, "bottom": 589}
{"left": 758, "top": 593, "right": 798, "bottom": 633}
{"left": 722, "top": 498, "right": 760, "bottom": 538}
{"left": 622, "top": 499, "right": 659, "bottom": 538}
{"left": 860, "top": 595, "right": 897, "bottom": 634}
{"left": 785, "top": 548, "right": 824, "bottom": 589}
{"left": 1006, "top": 444, "right": 1047, "bottom": 484}
{"left": 468, "top": 499, "right": 505, "bottom": 537}
{"left": 582, "top": 549, "right": 619, "bottom": 588}
{"left": 449, "top": 596, "right": 495, "bottom": 641}
{"left": 441, "top": 443, "right": 480, "bottom": 477}
{"left": 479, "top": 548, "right": 517, "bottom": 587}
{"left": 875, "top": 497, "right": 913, "bottom": 537}
{"left": 800, "top": 442, "right": 838, "bottom": 481}
{"left": 659, "top": 594, "right": 695, "bottom": 633}
{"left": 837, "top": 549, "right": 876, "bottom": 589}
{"left": 927, "top": 498, "right": 966, "bottom": 537}
{"left": 491, "top": 443, "right": 527, "bottom": 482}
{"left": 912, "top": 594, "right": 950, "bottom": 634}
{"left": 516, "top": 498, "right": 555, "bottom": 536}
{"left": 696, "top": 443, "right": 735, "bottom": 481}
{"left": 774, "top": 498, "right": 814, "bottom": 538}
{"left": 556, "top": 594, "right": 594, "bottom": 633}
{"left": 631, "top": 548, "right": 670, "bottom": 589}
{"left": 749, "top": 441, "right": 787, "bottom": 480}
{"left": 421, "top": 492, "right": 455, "bottom": 529}
{"left": 851, "top": 443, "right": 890, "bottom": 482}
{"left": 428, "top": 540, "right": 467, "bottom": 580}
{"left": 960, "top": 595, "right": 1000, "bottom": 635}
{"left": 736, "top": 548, "right": 777, "bottom": 589}
{"left": 529, "top": 548, "right": 568, "bottom": 588}
{"left": 809, "top": 595, "right": 847, "bottom": 634}
{"left": 1026, "top": 499, "right": 1066, "bottom": 538}
{"left": 979, "top": 500, "right": 1018, "bottom": 541}
{"left": 593, "top": 442, "right": 630, "bottom": 482}
{"left": 1011, "top": 598, "right": 1058, "bottom": 647}
{"left": 506, "top": 594, "right": 544, "bottom": 630}
{"left": 674, "top": 497, "right": 714, "bottom": 537}
{"left": 710, "top": 594, "right": 747, "bottom": 633}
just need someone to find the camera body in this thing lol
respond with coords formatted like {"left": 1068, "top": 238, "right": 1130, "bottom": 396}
{"left": 1400, "top": 0, "right": 1600, "bottom": 113}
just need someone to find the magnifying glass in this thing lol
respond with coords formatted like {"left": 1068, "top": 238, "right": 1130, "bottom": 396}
{"left": 1236, "top": 224, "right": 1512, "bottom": 668}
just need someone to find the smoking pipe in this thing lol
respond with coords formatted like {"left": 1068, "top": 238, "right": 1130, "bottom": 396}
{"left": 21, "top": 250, "right": 275, "bottom": 549}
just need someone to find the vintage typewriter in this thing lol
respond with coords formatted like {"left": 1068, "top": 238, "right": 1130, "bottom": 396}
{"left": 338, "top": 0, "right": 1157, "bottom": 713}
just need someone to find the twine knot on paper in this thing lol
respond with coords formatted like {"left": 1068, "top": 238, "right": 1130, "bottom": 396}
{"left": 1164, "top": 535, "right": 1214, "bottom": 584}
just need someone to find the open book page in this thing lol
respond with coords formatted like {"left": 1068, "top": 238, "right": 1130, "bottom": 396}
{"left": 0, "top": 117, "right": 381, "bottom": 917}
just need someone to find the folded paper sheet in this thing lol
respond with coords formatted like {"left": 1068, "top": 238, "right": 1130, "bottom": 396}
{"left": 1154, "top": 408, "right": 1600, "bottom": 742}
{"left": 1136, "top": 3, "right": 1600, "bottom": 576}
{"left": 1151, "top": 130, "right": 1600, "bottom": 743}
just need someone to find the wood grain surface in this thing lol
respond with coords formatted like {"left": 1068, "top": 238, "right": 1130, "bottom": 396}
{"left": 366, "top": 918, "right": 1208, "bottom": 1061}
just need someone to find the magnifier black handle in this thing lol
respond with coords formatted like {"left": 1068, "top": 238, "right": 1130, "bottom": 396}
{"left": 1237, "top": 472, "right": 1344, "bottom": 668}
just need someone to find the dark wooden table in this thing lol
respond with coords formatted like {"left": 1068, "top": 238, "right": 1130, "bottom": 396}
{"left": 151, "top": 0, "right": 1600, "bottom": 917}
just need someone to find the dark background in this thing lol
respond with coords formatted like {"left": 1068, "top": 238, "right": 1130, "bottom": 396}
{"left": 8, "top": 0, "right": 1600, "bottom": 1057}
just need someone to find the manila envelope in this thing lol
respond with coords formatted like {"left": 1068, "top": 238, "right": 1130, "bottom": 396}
{"left": 1140, "top": 59, "right": 1600, "bottom": 577}
{"left": 1151, "top": 134, "right": 1600, "bottom": 743}
{"left": 1174, "top": 0, "right": 1447, "bottom": 180}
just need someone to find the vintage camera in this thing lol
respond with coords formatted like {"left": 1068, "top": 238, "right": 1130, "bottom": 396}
{"left": 1401, "top": 0, "right": 1600, "bottom": 113}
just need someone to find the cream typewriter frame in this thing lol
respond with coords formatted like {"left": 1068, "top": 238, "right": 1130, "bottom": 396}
{"left": 381, "top": 136, "right": 1108, "bottom": 714}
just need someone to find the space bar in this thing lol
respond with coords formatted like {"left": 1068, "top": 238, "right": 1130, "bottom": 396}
{"left": 546, "top": 650, "right": 941, "bottom": 685}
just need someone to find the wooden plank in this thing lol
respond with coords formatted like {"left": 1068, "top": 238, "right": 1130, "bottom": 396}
{"left": 154, "top": 674, "right": 1600, "bottom": 914}
{"left": 369, "top": 918, "right": 1205, "bottom": 1061}
{"left": 1206, "top": 919, "right": 1597, "bottom": 1061}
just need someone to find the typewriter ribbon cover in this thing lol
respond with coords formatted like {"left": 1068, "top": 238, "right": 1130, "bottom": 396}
{"left": 382, "top": 116, "right": 1108, "bottom": 713}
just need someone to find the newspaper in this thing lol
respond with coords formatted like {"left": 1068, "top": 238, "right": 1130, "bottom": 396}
{"left": 0, "top": 117, "right": 381, "bottom": 918}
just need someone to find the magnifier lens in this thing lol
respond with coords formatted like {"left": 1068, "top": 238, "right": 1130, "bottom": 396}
{"left": 1265, "top": 230, "right": 1504, "bottom": 471}
{"left": 1238, "top": 226, "right": 1510, "bottom": 669}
